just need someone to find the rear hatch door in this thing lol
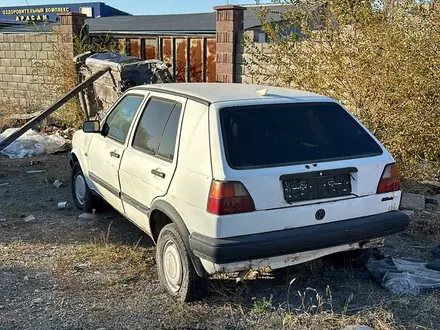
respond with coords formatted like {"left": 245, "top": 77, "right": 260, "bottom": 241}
{"left": 216, "top": 101, "right": 390, "bottom": 211}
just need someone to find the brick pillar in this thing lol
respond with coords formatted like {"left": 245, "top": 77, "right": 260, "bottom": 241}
{"left": 214, "top": 5, "right": 246, "bottom": 83}
{"left": 58, "top": 12, "right": 87, "bottom": 57}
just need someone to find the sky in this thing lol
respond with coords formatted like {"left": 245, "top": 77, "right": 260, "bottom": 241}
{"left": 0, "top": 0, "right": 270, "bottom": 15}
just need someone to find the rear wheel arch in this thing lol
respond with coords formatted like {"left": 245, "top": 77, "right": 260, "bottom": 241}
{"left": 149, "top": 200, "right": 208, "bottom": 278}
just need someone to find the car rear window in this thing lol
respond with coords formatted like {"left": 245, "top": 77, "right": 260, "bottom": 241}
{"left": 220, "top": 102, "right": 383, "bottom": 169}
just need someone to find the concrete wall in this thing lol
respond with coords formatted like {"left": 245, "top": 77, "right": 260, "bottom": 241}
{"left": 0, "top": 13, "right": 85, "bottom": 120}
{"left": 0, "top": 32, "right": 59, "bottom": 110}
{"left": 235, "top": 30, "right": 274, "bottom": 85}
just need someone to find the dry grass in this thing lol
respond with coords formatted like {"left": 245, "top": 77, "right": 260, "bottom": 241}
{"left": 226, "top": 284, "right": 401, "bottom": 330}
{"left": 280, "top": 308, "right": 397, "bottom": 330}
{"left": 53, "top": 226, "right": 155, "bottom": 285}
{"left": 407, "top": 211, "right": 440, "bottom": 240}
{"left": 0, "top": 95, "right": 44, "bottom": 132}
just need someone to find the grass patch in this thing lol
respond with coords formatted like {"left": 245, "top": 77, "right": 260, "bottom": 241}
{"left": 51, "top": 241, "right": 155, "bottom": 291}
{"left": 67, "top": 243, "right": 154, "bottom": 271}
{"left": 252, "top": 294, "right": 274, "bottom": 315}
{"left": 407, "top": 212, "right": 440, "bottom": 240}
{"left": 281, "top": 308, "right": 396, "bottom": 330}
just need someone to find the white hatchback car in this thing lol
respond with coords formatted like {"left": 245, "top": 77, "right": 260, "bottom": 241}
{"left": 69, "top": 83, "right": 408, "bottom": 301}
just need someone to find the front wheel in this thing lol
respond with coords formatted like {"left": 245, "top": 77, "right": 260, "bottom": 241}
{"left": 156, "top": 223, "right": 207, "bottom": 302}
{"left": 71, "top": 162, "right": 102, "bottom": 213}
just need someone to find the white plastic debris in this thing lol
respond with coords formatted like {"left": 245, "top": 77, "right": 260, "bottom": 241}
{"left": 57, "top": 202, "right": 69, "bottom": 209}
{"left": 24, "top": 215, "right": 36, "bottom": 222}
{"left": 383, "top": 273, "right": 421, "bottom": 295}
{"left": 78, "top": 213, "right": 96, "bottom": 222}
{"left": 32, "top": 298, "right": 43, "bottom": 305}
{"left": 26, "top": 170, "right": 46, "bottom": 174}
{"left": 53, "top": 180, "right": 63, "bottom": 189}
{"left": 0, "top": 128, "right": 66, "bottom": 159}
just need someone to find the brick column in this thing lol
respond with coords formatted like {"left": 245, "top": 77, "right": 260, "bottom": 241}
{"left": 214, "top": 5, "right": 246, "bottom": 83}
{"left": 59, "top": 12, "right": 87, "bottom": 57}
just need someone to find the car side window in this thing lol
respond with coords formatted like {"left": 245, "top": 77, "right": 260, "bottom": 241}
{"left": 132, "top": 98, "right": 182, "bottom": 162}
{"left": 104, "top": 95, "right": 144, "bottom": 143}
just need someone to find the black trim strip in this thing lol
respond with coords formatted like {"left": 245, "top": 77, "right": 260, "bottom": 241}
{"left": 121, "top": 192, "right": 150, "bottom": 215}
{"left": 280, "top": 167, "right": 358, "bottom": 181}
{"left": 135, "top": 86, "right": 212, "bottom": 106}
{"left": 189, "top": 211, "right": 409, "bottom": 264}
{"left": 89, "top": 172, "right": 120, "bottom": 198}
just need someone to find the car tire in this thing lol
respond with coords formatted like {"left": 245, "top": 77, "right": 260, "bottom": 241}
{"left": 71, "top": 162, "right": 102, "bottom": 213}
{"left": 156, "top": 223, "right": 207, "bottom": 302}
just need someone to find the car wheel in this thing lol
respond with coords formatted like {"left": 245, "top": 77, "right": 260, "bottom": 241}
{"left": 71, "top": 162, "right": 102, "bottom": 213}
{"left": 156, "top": 223, "right": 207, "bottom": 302}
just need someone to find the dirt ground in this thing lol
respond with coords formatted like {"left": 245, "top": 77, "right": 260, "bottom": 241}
{"left": 1, "top": 153, "right": 440, "bottom": 330}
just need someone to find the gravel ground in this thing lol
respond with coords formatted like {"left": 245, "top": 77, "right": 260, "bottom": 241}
{"left": 1, "top": 153, "right": 440, "bottom": 330}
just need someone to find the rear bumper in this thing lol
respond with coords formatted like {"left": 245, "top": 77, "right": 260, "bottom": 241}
{"left": 189, "top": 211, "right": 408, "bottom": 264}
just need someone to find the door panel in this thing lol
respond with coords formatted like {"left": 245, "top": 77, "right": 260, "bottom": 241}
{"left": 88, "top": 135, "right": 125, "bottom": 212}
{"left": 87, "top": 93, "right": 146, "bottom": 213}
{"left": 119, "top": 92, "right": 186, "bottom": 231}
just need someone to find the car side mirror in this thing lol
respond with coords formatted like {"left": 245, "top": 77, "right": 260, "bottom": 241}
{"left": 83, "top": 121, "right": 101, "bottom": 133}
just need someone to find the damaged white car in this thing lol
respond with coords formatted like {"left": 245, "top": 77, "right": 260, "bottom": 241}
{"left": 69, "top": 83, "right": 409, "bottom": 301}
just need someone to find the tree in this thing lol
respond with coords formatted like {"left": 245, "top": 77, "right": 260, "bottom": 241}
{"left": 244, "top": 0, "right": 440, "bottom": 178}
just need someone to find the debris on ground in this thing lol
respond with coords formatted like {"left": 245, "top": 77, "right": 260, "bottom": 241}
{"left": 344, "top": 326, "right": 374, "bottom": 330}
{"left": 0, "top": 128, "right": 66, "bottom": 158}
{"left": 76, "top": 51, "right": 173, "bottom": 119}
{"left": 78, "top": 213, "right": 97, "bottom": 222}
{"left": 24, "top": 215, "right": 36, "bottom": 222}
{"left": 26, "top": 170, "right": 46, "bottom": 174}
{"left": 32, "top": 298, "right": 43, "bottom": 305}
{"left": 422, "top": 181, "right": 440, "bottom": 189}
{"left": 400, "top": 192, "right": 425, "bottom": 210}
{"left": 426, "top": 195, "right": 440, "bottom": 206}
{"left": 53, "top": 180, "right": 63, "bottom": 189}
{"left": 0, "top": 183, "right": 9, "bottom": 187}
{"left": 57, "top": 202, "right": 69, "bottom": 210}
{"left": 367, "top": 256, "right": 440, "bottom": 295}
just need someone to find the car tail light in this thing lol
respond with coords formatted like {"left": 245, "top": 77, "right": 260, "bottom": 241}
{"left": 207, "top": 181, "right": 255, "bottom": 215}
{"left": 377, "top": 163, "right": 400, "bottom": 194}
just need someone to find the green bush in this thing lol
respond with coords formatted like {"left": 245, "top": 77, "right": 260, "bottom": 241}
{"left": 244, "top": 0, "right": 440, "bottom": 178}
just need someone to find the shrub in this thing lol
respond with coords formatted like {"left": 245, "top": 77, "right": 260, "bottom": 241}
{"left": 244, "top": 0, "right": 440, "bottom": 178}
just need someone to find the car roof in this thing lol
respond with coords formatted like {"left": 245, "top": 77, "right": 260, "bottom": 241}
{"left": 134, "top": 83, "right": 331, "bottom": 105}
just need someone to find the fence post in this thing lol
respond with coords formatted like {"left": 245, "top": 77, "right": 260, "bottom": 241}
{"left": 214, "top": 5, "right": 246, "bottom": 83}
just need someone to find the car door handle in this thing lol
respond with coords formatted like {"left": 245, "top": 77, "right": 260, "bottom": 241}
{"left": 110, "top": 151, "right": 120, "bottom": 159}
{"left": 151, "top": 169, "right": 165, "bottom": 179}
